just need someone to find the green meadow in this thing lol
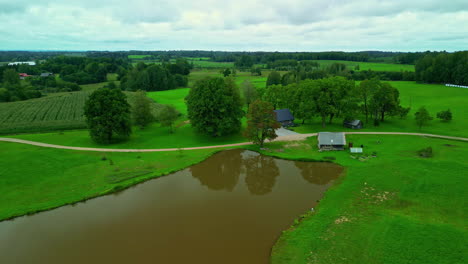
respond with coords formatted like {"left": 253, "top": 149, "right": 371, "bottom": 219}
{"left": 262, "top": 135, "right": 467, "bottom": 264}
{"left": 314, "top": 60, "right": 415, "bottom": 72}
{"left": 128, "top": 54, "right": 152, "bottom": 59}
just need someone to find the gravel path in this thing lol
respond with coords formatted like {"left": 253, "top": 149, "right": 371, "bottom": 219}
{"left": 0, "top": 132, "right": 466, "bottom": 152}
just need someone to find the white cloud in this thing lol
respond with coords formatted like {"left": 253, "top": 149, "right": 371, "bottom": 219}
{"left": 0, "top": 0, "right": 467, "bottom": 51}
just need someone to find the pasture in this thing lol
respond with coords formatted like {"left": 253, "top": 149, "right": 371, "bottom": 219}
{"left": 128, "top": 54, "right": 152, "bottom": 59}
{"left": 314, "top": 60, "right": 415, "bottom": 72}
{"left": 266, "top": 135, "right": 467, "bottom": 264}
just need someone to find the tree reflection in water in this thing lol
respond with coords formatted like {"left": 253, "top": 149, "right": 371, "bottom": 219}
{"left": 190, "top": 150, "right": 242, "bottom": 191}
{"left": 243, "top": 152, "right": 280, "bottom": 195}
{"left": 295, "top": 161, "right": 343, "bottom": 185}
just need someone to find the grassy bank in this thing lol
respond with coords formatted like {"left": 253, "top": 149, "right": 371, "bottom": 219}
{"left": 0, "top": 142, "right": 224, "bottom": 221}
{"left": 252, "top": 135, "right": 468, "bottom": 264}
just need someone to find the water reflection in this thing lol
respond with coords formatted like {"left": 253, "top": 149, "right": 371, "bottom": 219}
{"left": 243, "top": 152, "right": 280, "bottom": 195}
{"left": 295, "top": 162, "right": 343, "bottom": 185}
{"left": 190, "top": 150, "right": 242, "bottom": 191}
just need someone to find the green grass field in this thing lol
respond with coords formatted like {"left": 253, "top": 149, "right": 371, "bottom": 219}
{"left": 128, "top": 54, "right": 152, "bottom": 59}
{"left": 0, "top": 142, "right": 220, "bottom": 221}
{"left": 259, "top": 135, "right": 467, "bottom": 264}
{"left": 314, "top": 60, "right": 415, "bottom": 72}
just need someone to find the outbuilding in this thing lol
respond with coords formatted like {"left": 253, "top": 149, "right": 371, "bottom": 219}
{"left": 274, "top": 109, "right": 295, "bottom": 127}
{"left": 344, "top": 119, "right": 363, "bottom": 129}
{"left": 318, "top": 132, "right": 346, "bottom": 151}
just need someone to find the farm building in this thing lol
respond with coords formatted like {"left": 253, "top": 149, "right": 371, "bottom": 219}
{"left": 274, "top": 109, "right": 295, "bottom": 127}
{"left": 8, "top": 61, "right": 36, "bottom": 66}
{"left": 40, "top": 72, "right": 54, "bottom": 77}
{"left": 18, "top": 73, "right": 32, "bottom": 80}
{"left": 318, "top": 132, "right": 346, "bottom": 151}
{"left": 344, "top": 120, "right": 363, "bottom": 129}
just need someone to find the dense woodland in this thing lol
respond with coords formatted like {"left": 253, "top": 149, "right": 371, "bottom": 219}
{"left": 415, "top": 51, "right": 468, "bottom": 85}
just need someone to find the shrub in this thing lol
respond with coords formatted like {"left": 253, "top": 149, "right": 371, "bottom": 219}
{"left": 417, "top": 147, "right": 433, "bottom": 158}
{"left": 436, "top": 109, "right": 452, "bottom": 122}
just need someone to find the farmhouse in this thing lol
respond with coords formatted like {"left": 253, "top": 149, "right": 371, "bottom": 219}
{"left": 274, "top": 109, "right": 295, "bottom": 127}
{"left": 344, "top": 120, "right": 363, "bottom": 129}
{"left": 318, "top": 132, "right": 346, "bottom": 151}
{"left": 8, "top": 61, "right": 36, "bottom": 66}
{"left": 18, "top": 73, "right": 32, "bottom": 80}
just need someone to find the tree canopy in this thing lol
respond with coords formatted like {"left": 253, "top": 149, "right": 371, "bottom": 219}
{"left": 186, "top": 77, "right": 243, "bottom": 137}
{"left": 84, "top": 86, "right": 132, "bottom": 143}
{"left": 244, "top": 100, "right": 280, "bottom": 147}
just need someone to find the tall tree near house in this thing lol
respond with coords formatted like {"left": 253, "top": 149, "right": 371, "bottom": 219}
{"left": 84, "top": 87, "right": 132, "bottom": 144}
{"left": 244, "top": 100, "right": 281, "bottom": 147}
{"left": 242, "top": 80, "right": 258, "bottom": 107}
{"left": 358, "top": 79, "right": 378, "bottom": 123}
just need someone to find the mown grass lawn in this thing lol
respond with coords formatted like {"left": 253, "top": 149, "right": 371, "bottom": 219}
{"left": 253, "top": 135, "right": 468, "bottom": 264}
{"left": 0, "top": 142, "right": 221, "bottom": 221}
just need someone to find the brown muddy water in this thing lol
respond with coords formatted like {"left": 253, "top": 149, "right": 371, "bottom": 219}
{"left": 0, "top": 149, "right": 342, "bottom": 264}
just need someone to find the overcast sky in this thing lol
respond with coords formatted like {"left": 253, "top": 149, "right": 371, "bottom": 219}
{"left": 1, "top": 0, "right": 467, "bottom": 52}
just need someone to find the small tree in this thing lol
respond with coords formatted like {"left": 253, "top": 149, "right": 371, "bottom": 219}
{"left": 436, "top": 109, "right": 452, "bottom": 122}
{"left": 414, "top": 106, "right": 432, "bottom": 130}
{"left": 244, "top": 100, "right": 281, "bottom": 147}
{"left": 132, "top": 90, "right": 155, "bottom": 128}
{"left": 159, "top": 105, "right": 180, "bottom": 133}
{"left": 223, "top": 68, "right": 231, "bottom": 77}
{"left": 84, "top": 87, "right": 132, "bottom": 144}
{"left": 242, "top": 80, "right": 257, "bottom": 107}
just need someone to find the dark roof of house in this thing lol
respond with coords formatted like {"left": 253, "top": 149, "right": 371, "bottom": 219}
{"left": 318, "top": 132, "right": 346, "bottom": 145}
{"left": 40, "top": 73, "right": 53, "bottom": 77}
{"left": 274, "top": 109, "right": 294, "bottom": 122}
{"left": 344, "top": 120, "right": 362, "bottom": 126}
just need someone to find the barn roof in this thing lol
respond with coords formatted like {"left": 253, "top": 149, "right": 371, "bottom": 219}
{"left": 344, "top": 120, "right": 362, "bottom": 126}
{"left": 274, "top": 109, "right": 294, "bottom": 122}
{"left": 318, "top": 132, "right": 346, "bottom": 145}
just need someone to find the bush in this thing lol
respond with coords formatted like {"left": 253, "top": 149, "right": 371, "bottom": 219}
{"left": 436, "top": 109, "right": 452, "bottom": 122}
{"left": 417, "top": 147, "right": 433, "bottom": 158}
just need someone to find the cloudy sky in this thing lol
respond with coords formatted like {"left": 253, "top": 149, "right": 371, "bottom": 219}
{"left": 1, "top": 0, "right": 467, "bottom": 52}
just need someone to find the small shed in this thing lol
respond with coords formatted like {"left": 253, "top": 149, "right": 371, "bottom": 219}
{"left": 318, "top": 132, "right": 346, "bottom": 151}
{"left": 344, "top": 120, "right": 363, "bottom": 129}
{"left": 350, "top": 147, "right": 363, "bottom": 153}
{"left": 274, "top": 109, "right": 295, "bottom": 127}
{"left": 40, "top": 72, "right": 54, "bottom": 77}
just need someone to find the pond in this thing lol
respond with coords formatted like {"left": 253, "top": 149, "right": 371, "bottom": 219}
{"left": 0, "top": 149, "right": 343, "bottom": 264}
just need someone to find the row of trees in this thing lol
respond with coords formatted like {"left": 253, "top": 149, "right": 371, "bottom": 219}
{"left": 120, "top": 60, "right": 191, "bottom": 91}
{"left": 415, "top": 51, "right": 468, "bottom": 85}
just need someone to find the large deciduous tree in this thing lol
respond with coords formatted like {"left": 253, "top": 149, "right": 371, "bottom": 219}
{"left": 241, "top": 80, "right": 258, "bottom": 107}
{"left": 244, "top": 100, "right": 281, "bottom": 147}
{"left": 186, "top": 77, "right": 243, "bottom": 137}
{"left": 84, "top": 86, "right": 132, "bottom": 144}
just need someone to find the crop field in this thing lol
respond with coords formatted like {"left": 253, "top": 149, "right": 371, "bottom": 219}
{"left": 0, "top": 91, "right": 159, "bottom": 134}
{"left": 0, "top": 92, "right": 91, "bottom": 134}
{"left": 313, "top": 60, "right": 415, "bottom": 72}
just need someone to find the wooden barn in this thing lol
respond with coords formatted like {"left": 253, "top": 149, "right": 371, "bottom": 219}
{"left": 344, "top": 120, "right": 363, "bottom": 129}
{"left": 318, "top": 132, "right": 346, "bottom": 151}
{"left": 274, "top": 109, "right": 295, "bottom": 127}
